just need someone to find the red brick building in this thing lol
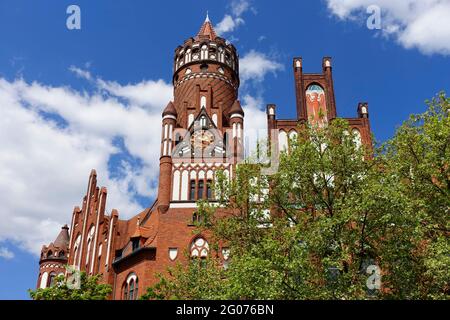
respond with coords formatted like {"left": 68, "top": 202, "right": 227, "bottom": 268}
{"left": 37, "top": 17, "right": 372, "bottom": 299}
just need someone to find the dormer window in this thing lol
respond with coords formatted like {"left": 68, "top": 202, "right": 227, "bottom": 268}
{"left": 132, "top": 238, "right": 140, "bottom": 251}
{"left": 200, "top": 116, "right": 206, "bottom": 127}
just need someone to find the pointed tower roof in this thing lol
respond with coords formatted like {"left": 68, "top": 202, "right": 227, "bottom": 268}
{"left": 53, "top": 225, "right": 69, "bottom": 249}
{"left": 197, "top": 13, "right": 217, "bottom": 41}
{"left": 229, "top": 100, "right": 245, "bottom": 116}
{"left": 162, "top": 101, "right": 177, "bottom": 117}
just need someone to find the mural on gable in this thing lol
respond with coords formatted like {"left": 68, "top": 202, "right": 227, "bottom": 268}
{"left": 306, "top": 84, "right": 328, "bottom": 127}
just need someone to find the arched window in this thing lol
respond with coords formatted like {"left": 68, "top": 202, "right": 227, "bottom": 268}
{"left": 122, "top": 273, "right": 139, "bottom": 300}
{"left": 185, "top": 48, "right": 192, "bottom": 63}
{"left": 201, "top": 44, "right": 208, "bottom": 60}
{"left": 59, "top": 251, "right": 65, "bottom": 258}
{"left": 73, "top": 234, "right": 81, "bottom": 268}
{"left": 40, "top": 272, "right": 49, "bottom": 289}
{"left": 197, "top": 180, "right": 205, "bottom": 199}
{"left": 96, "top": 244, "right": 102, "bottom": 274}
{"left": 47, "top": 250, "right": 53, "bottom": 258}
{"left": 200, "top": 96, "right": 207, "bottom": 109}
{"left": 206, "top": 180, "right": 213, "bottom": 200}
{"left": 352, "top": 129, "right": 362, "bottom": 149}
{"left": 192, "top": 212, "right": 205, "bottom": 224}
{"left": 278, "top": 130, "right": 288, "bottom": 152}
{"left": 188, "top": 114, "right": 195, "bottom": 127}
{"left": 190, "top": 180, "right": 196, "bottom": 200}
{"left": 48, "top": 272, "right": 57, "bottom": 287}
{"left": 190, "top": 237, "right": 209, "bottom": 259}
{"left": 218, "top": 47, "right": 225, "bottom": 63}
{"left": 200, "top": 116, "right": 207, "bottom": 127}
{"left": 85, "top": 226, "right": 95, "bottom": 268}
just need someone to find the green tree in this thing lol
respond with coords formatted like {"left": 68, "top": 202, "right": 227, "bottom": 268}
{"left": 142, "top": 93, "right": 449, "bottom": 300}
{"left": 29, "top": 271, "right": 112, "bottom": 300}
{"left": 374, "top": 92, "right": 449, "bottom": 299}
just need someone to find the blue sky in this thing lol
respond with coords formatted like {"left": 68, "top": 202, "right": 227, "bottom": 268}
{"left": 0, "top": 0, "right": 449, "bottom": 300}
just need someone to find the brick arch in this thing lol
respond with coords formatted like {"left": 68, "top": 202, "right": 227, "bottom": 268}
{"left": 121, "top": 271, "right": 139, "bottom": 300}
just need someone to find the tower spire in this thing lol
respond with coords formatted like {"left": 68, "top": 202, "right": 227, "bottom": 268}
{"left": 197, "top": 13, "right": 217, "bottom": 40}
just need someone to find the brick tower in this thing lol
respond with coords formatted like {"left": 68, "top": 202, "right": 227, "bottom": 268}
{"left": 157, "top": 13, "right": 243, "bottom": 212}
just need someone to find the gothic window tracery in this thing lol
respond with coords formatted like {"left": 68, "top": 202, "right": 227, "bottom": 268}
{"left": 190, "top": 237, "right": 209, "bottom": 259}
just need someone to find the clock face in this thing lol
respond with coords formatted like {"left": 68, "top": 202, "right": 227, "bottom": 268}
{"left": 191, "top": 130, "right": 214, "bottom": 149}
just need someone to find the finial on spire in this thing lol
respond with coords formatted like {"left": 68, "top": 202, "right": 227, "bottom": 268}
{"left": 197, "top": 12, "right": 217, "bottom": 40}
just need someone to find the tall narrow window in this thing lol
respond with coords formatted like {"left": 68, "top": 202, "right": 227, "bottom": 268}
{"left": 206, "top": 180, "right": 213, "bottom": 199}
{"left": 85, "top": 226, "right": 95, "bottom": 268}
{"left": 190, "top": 180, "right": 196, "bottom": 200}
{"left": 198, "top": 180, "right": 204, "bottom": 199}
{"left": 200, "top": 116, "right": 206, "bottom": 127}
{"left": 72, "top": 234, "right": 81, "bottom": 268}
{"left": 48, "top": 272, "right": 56, "bottom": 287}
{"left": 135, "top": 278, "right": 139, "bottom": 299}
{"left": 129, "top": 279, "right": 135, "bottom": 300}
{"left": 96, "top": 244, "right": 102, "bottom": 274}
{"left": 123, "top": 283, "right": 128, "bottom": 300}
{"left": 200, "top": 96, "right": 207, "bottom": 109}
{"left": 85, "top": 239, "right": 91, "bottom": 267}
{"left": 96, "top": 255, "right": 101, "bottom": 274}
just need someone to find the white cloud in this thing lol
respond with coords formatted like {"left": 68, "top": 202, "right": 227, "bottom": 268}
{"left": 239, "top": 50, "right": 284, "bottom": 83}
{"left": 238, "top": 50, "right": 283, "bottom": 156}
{"left": 0, "top": 72, "right": 173, "bottom": 255}
{"left": 216, "top": 15, "right": 244, "bottom": 35}
{"left": 242, "top": 95, "right": 268, "bottom": 155}
{"left": 69, "top": 65, "right": 92, "bottom": 81}
{"left": 97, "top": 79, "right": 172, "bottom": 110}
{"left": 326, "top": 0, "right": 450, "bottom": 55}
{"left": 215, "top": 0, "right": 252, "bottom": 35}
{"left": 0, "top": 246, "right": 14, "bottom": 260}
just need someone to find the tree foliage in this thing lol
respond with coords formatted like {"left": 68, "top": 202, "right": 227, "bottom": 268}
{"left": 142, "top": 93, "right": 449, "bottom": 300}
{"left": 29, "top": 271, "right": 112, "bottom": 300}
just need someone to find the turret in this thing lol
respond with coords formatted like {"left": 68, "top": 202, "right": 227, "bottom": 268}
{"left": 358, "top": 102, "right": 369, "bottom": 119}
{"left": 228, "top": 100, "right": 244, "bottom": 161}
{"left": 293, "top": 57, "right": 305, "bottom": 121}
{"left": 37, "top": 225, "right": 69, "bottom": 289}
{"left": 158, "top": 102, "right": 177, "bottom": 213}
